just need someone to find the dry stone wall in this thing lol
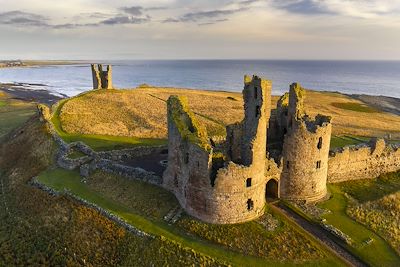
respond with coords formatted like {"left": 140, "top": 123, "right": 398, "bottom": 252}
{"left": 328, "top": 139, "right": 400, "bottom": 183}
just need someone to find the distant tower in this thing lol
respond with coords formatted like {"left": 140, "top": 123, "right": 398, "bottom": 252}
{"left": 280, "top": 83, "right": 332, "bottom": 202}
{"left": 91, "top": 64, "right": 113, "bottom": 89}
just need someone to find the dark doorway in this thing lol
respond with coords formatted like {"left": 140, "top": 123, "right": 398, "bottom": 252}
{"left": 266, "top": 179, "right": 279, "bottom": 201}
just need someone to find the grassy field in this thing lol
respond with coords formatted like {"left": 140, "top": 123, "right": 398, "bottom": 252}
{"left": 51, "top": 98, "right": 166, "bottom": 151}
{"left": 335, "top": 172, "right": 400, "bottom": 255}
{"left": 331, "top": 102, "right": 380, "bottom": 113}
{"left": 318, "top": 184, "right": 400, "bottom": 266}
{"left": 0, "top": 93, "right": 35, "bottom": 138}
{"left": 37, "top": 168, "right": 344, "bottom": 266}
{"left": 56, "top": 87, "right": 400, "bottom": 143}
{"left": 330, "top": 135, "right": 371, "bottom": 149}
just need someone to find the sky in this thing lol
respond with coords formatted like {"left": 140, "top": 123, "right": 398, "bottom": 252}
{"left": 0, "top": 0, "right": 400, "bottom": 60}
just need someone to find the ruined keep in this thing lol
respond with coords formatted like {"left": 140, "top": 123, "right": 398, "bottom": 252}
{"left": 163, "top": 75, "right": 271, "bottom": 224}
{"left": 91, "top": 64, "right": 113, "bottom": 89}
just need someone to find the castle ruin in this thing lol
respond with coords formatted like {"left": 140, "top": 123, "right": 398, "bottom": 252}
{"left": 163, "top": 76, "right": 271, "bottom": 223}
{"left": 162, "top": 75, "right": 334, "bottom": 224}
{"left": 91, "top": 64, "right": 113, "bottom": 89}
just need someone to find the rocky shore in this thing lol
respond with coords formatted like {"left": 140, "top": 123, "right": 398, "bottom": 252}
{"left": 0, "top": 82, "right": 66, "bottom": 105}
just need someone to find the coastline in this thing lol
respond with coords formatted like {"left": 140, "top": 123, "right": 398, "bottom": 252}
{"left": 0, "top": 82, "right": 65, "bottom": 105}
{"left": 1, "top": 82, "right": 400, "bottom": 118}
{"left": 0, "top": 60, "right": 89, "bottom": 69}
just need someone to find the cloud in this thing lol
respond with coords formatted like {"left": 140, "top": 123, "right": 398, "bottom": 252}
{"left": 198, "top": 18, "right": 229, "bottom": 26}
{"left": 0, "top": 10, "right": 49, "bottom": 27}
{"left": 181, "top": 8, "right": 247, "bottom": 21}
{"left": 144, "top": 6, "right": 169, "bottom": 11}
{"left": 101, "top": 16, "right": 150, "bottom": 25}
{"left": 272, "top": 0, "right": 333, "bottom": 15}
{"left": 120, "top": 6, "right": 143, "bottom": 16}
{"left": 271, "top": 0, "right": 400, "bottom": 18}
{"left": 164, "top": 7, "right": 247, "bottom": 24}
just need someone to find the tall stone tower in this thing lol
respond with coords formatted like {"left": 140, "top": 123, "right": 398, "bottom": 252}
{"left": 280, "top": 83, "right": 332, "bottom": 202}
{"left": 241, "top": 75, "right": 272, "bottom": 167}
{"left": 91, "top": 64, "right": 113, "bottom": 89}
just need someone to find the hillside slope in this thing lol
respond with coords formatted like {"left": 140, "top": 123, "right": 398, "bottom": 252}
{"left": 58, "top": 87, "right": 400, "bottom": 140}
{"left": 0, "top": 115, "right": 223, "bottom": 266}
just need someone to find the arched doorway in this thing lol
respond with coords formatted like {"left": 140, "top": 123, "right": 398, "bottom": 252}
{"left": 266, "top": 179, "right": 279, "bottom": 201}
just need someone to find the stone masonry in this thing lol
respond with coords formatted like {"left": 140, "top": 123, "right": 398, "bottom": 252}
{"left": 328, "top": 138, "right": 400, "bottom": 183}
{"left": 279, "top": 84, "right": 332, "bottom": 202}
{"left": 91, "top": 64, "right": 113, "bottom": 89}
{"left": 163, "top": 75, "right": 272, "bottom": 224}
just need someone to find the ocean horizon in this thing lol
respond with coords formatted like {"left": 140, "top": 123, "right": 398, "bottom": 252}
{"left": 0, "top": 59, "right": 399, "bottom": 98}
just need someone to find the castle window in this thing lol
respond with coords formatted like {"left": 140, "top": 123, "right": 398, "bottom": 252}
{"left": 254, "top": 87, "right": 258, "bottom": 99}
{"left": 286, "top": 161, "right": 290, "bottom": 169}
{"left": 247, "top": 199, "right": 254, "bottom": 211}
{"left": 255, "top": 105, "right": 261, "bottom": 118}
{"left": 246, "top": 178, "right": 252, "bottom": 187}
{"left": 184, "top": 153, "right": 189, "bottom": 164}
{"left": 317, "top": 137, "right": 323, "bottom": 150}
{"left": 316, "top": 161, "right": 321, "bottom": 169}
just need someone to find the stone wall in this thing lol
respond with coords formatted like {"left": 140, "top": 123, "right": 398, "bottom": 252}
{"left": 97, "top": 146, "right": 167, "bottom": 162}
{"left": 328, "top": 139, "right": 400, "bottom": 183}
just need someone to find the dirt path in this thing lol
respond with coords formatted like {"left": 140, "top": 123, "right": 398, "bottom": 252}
{"left": 272, "top": 203, "right": 367, "bottom": 267}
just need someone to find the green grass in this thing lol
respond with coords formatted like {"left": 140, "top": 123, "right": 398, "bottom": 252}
{"left": 67, "top": 150, "right": 87, "bottom": 159}
{"left": 0, "top": 100, "right": 35, "bottom": 138}
{"left": 318, "top": 185, "right": 400, "bottom": 267}
{"left": 37, "top": 168, "right": 344, "bottom": 267}
{"left": 331, "top": 102, "right": 380, "bottom": 113}
{"left": 330, "top": 135, "right": 370, "bottom": 149}
{"left": 51, "top": 98, "right": 166, "bottom": 151}
{"left": 336, "top": 171, "right": 400, "bottom": 203}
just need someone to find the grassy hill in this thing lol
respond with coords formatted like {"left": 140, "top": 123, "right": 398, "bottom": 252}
{"left": 57, "top": 87, "right": 400, "bottom": 145}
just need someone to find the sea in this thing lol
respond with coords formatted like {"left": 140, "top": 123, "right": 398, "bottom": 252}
{"left": 0, "top": 60, "right": 399, "bottom": 98}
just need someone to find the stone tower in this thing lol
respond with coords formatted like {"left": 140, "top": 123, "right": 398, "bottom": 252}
{"left": 241, "top": 75, "right": 272, "bottom": 166}
{"left": 280, "top": 83, "right": 332, "bottom": 202}
{"left": 91, "top": 64, "right": 113, "bottom": 89}
{"left": 163, "top": 75, "right": 272, "bottom": 224}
